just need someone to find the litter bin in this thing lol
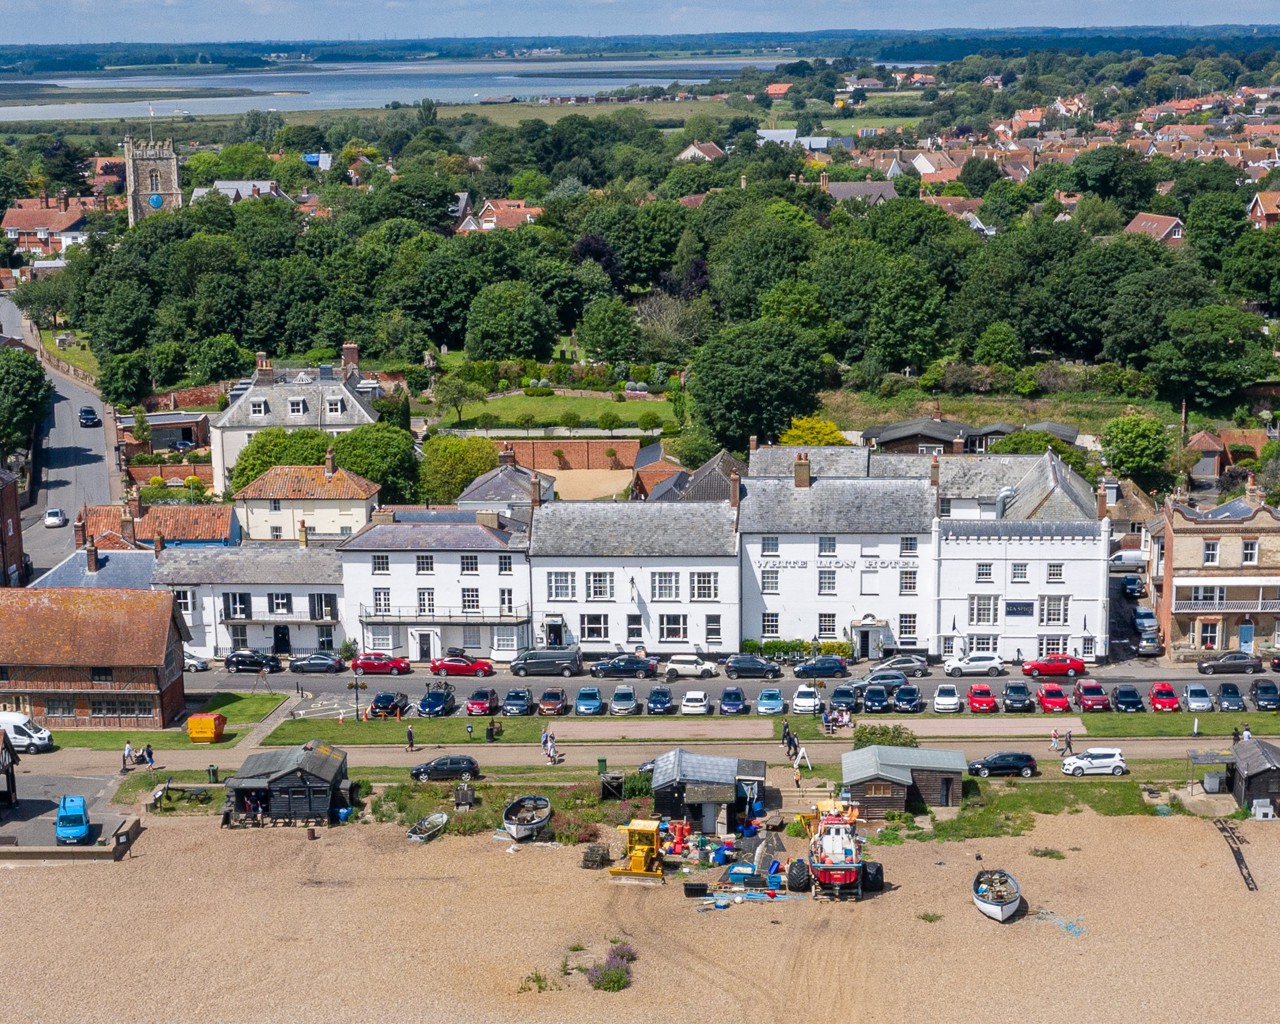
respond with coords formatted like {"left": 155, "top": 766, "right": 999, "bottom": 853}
{"left": 207, "top": 765, "right": 219, "bottom": 784}
{"left": 597, "top": 757, "right": 608, "bottom": 774}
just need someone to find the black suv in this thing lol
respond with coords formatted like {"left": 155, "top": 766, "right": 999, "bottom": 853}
{"left": 224, "top": 650, "right": 282, "bottom": 673}
{"left": 590, "top": 655, "right": 657, "bottom": 679}
{"left": 967, "top": 752, "right": 1038, "bottom": 778}
{"left": 1001, "top": 682, "right": 1035, "bottom": 712}
{"left": 724, "top": 655, "right": 782, "bottom": 680}
{"left": 828, "top": 685, "right": 860, "bottom": 713}
{"left": 893, "top": 685, "right": 924, "bottom": 713}
{"left": 794, "top": 655, "right": 849, "bottom": 678}
{"left": 646, "top": 685, "right": 674, "bottom": 715}
{"left": 411, "top": 755, "right": 478, "bottom": 782}
{"left": 1250, "top": 679, "right": 1280, "bottom": 711}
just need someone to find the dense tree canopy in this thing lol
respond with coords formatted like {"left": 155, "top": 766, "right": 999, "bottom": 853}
{"left": 0, "top": 349, "right": 52, "bottom": 464}
{"left": 419, "top": 435, "right": 500, "bottom": 505}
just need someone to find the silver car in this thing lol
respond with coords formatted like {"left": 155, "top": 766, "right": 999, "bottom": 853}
{"left": 1183, "top": 684, "right": 1214, "bottom": 713}
{"left": 609, "top": 685, "right": 640, "bottom": 715}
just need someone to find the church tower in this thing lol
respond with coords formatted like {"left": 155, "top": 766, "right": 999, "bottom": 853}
{"left": 123, "top": 135, "right": 181, "bottom": 226}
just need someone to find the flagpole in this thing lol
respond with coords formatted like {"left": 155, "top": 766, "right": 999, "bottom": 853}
{"left": 148, "top": 102, "right": 154, "bottom": 143}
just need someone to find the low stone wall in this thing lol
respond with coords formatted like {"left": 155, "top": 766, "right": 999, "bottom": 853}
{"left": 0, "top": 816, "right": 141, "bottom": 862}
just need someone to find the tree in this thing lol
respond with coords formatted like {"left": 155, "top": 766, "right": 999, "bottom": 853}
{"left": 987, "top": 430, "right": 1096, "bottom": 484}
{"left": 598, "top": 410, "right": 622, "bottom": 437}
{"left": 1221, "top": 227, "right": 1280, "bottom": 314}
{"left": 1069, "top": 145, "right": 1157, "bottom": 214}
{"left": 228, "top": 427, "right": 331, "bottom": 493}
{"left": 147, "top": 341, "right": 187, "bottom": 388}
{"left": 333, "top": 422, "right": 420, "bottom": 505}
{"left": 866, "top": 256, "right": 945, "bottom": 371}
{"left": 560, "top": 410, "right": 582, "bottom": 434}
{"left": 433, "top": 375, "right": 486, "bottom": 425}
{"left": 958, "top": 157, "right": 1003, "bottom": 197}
{"left": 636, "top": 410, "right": 663, "bottom": 436}
{"left": 0, "top": 349, "right": 52, "bottom": 464}
{"left": 394, "top": 391, "right": 412, "bottom": 432}
{"left": 779, "top": 416, "right": 850, "bottom": 446}
{"left": 1101, "top": 415, "right": 1174, "bottom": 489}
{"left": 89, "top": 279, "right": 153, "bottom": 358}
{"left": 97, "top": 352, "right": 151, "bottom": 407}
{"left": 419, "top": 435, "right": 500, "bottom": 505}
{"left": 576, "top": 297, "right": 640, "bottom": 363}
{"left": 516, "top": 411, "right": 538, "bottom": 438}
{"left": 689, "top": 320, "right": 824, "bottom": 450}
{"left": 972, "top": 322, "right": 1025, "bottom": 367}
{"left": 130, "top": 406, "right": 151, "bottom": 447}
{"left": 464, "top": 280, "right": 558, "bottom": 361}
{"left": 1148, "top": 306, "right": 1273, "bottom": 407}
{"left": 190, "top": 333, "right": 253, "bottom": 385}
{"left": 1185, "top": 191, "right": 1252, "bottom": 273}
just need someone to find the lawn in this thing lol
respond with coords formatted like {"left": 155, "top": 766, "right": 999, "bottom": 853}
{"left": 195, "top": 692, "right": 285, "bottom": 724}
{"left": 39, "top": 329, "right": 99, "bottom": 376}
{"left": 263, "top": 715, "right": 546, "bottom": 746}
{"left": 1081, "top": 710, "right": 1280, "bottom": 738}
{"left": 452, "top": 393, "right": 674, "bottom": 429}
{"left": 112, "top": 768, "right": 231, "bottom": 811}
{"left": 53, "top": 728, "right": 245, "bottom": 751}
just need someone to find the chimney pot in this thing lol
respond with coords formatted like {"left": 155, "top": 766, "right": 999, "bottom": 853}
{"left": 73, "top": 516, "right": 86, "bottom": 549}
{"left": 530, "top": 473, "right": 542, "bottom": 509}
{"left": 251, "top": 183, "right": 260, "bottom": 197}
{"left": 342, "top": 342, "right": 360, "bottom": 373}
{"left": 729, "top": 470, "right": 741, "bottom": 510}
{"left": 748, "top": 435, "right": 758, "bottom": 452}
{"left": 85, "top": 540, "right": 99, "bottom": 573}
{"left": 371, "top": 507, "right": 395, "bottom": 524}
{"left": 498, "top": 444, "right": 516, "bottom": 467}
{"left": 1097, "top": 481, "right": 1108, "bottom": 519}
{"left": 794, "top": 451, "right": 811, "bottom": 489}
{"left": 930, "top": 455, "right": 939, "bottom": 487}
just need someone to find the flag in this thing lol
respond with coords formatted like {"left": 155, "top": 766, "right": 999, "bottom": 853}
{"left": 148, "top": 103, "right": 154, "bottom": 117}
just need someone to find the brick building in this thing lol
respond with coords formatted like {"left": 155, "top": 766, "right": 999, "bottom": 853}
{"left": 0, "top": 468, "right": 24, "bottom": 586}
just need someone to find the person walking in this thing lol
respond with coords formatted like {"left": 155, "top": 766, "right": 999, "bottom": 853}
{"left": 1232, "top": 726, "right": 1242, "bottom": 745}
{"left": 144, "top": 743, "right": 154, "bottom": 770}
{"left": 1242, "top": 724, "right": 1253, "bottom": 741}
{"left": 1062, "top": 729, "right": 1074, "bottom": 756}
{"left": 122, "top": 739, "right": 133, "bottom": 772}
{"left": 793, "top": 767, "right": 801, "bottom": 790}
{"left": 1049, "top": 727, "right": 1059, "bottom": 752}
{"left": 540, "top": 726, "right": 549, "bottom": 755}
{"left": 406, "top": 723, "right": 415, "bottom": 752}
{"left": 781, "top": 719, "right": 791, "bottom": 746}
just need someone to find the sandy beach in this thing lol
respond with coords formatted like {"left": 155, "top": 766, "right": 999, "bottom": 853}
{"left": 4, "top": 811, "right": 1276, "bottom": 1024}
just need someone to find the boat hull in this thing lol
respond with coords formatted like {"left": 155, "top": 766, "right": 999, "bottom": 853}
{"left": 503, "top": 795, "right": 552, "bottom": 841}
{"left": 407, "top": 811, "right": 448, "bottom": 843}
{"left": 973, "top": 870, "right": 1021, "bottom": 921}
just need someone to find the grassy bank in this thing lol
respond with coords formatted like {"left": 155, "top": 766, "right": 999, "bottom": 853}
{"left": 195, "top": 692, "right": 286, "bottom": 724}
{"left": 55, "top": 728, "right": 244, "bottom": 751}
{"left": 40, "top": 329, "right": 99, "bottom": 376}
{"left": 264, "top": 716, "right": 546, "bottom": 746}
{"left": 453, "top": 394, "right": 673, "bottom": 429}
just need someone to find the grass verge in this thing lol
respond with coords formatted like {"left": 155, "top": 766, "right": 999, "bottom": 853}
{"left": 264, "top": 715, "right": 546, "bottom": 746}
{"left": 112, "top": 768, "right": 230, "bottom": 811}
{"left": 194, "top": 692, "right": 286, "bottom": 724}
{"left": 1080, "top": 710, "right": 1280, "bottom": 738}
{"left": 54, "top": 728, "right": 244, "bottom": 751}
{"left": 454, "top": 393, "right": 673, "bottom": 429}
{"left": 930, "top": 778, "right": 1152, "bottom": 841}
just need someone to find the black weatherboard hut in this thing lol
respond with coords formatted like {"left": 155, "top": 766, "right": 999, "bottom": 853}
{"left": 226, "top": 741, "right": 350, "bottom": 824}
{"left": 1231, "top": 739, "right": 1280, "bottom": 816}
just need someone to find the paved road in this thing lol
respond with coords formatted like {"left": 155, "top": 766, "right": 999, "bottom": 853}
{"left": 0, "top": 770, "right": 124, "bottom": 847}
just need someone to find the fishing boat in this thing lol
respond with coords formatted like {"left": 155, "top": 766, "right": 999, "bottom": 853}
{"left": 407, "top": 811, "right": 448, "bottom": 843}
{"left": 502, "top": 795, "right": 552, "bottom": 840}
{"left": 805, "top": 802, "right": 867, "bottom": 900}
{"left": 973, "top": 869, "right": 1021, "bottom": 921}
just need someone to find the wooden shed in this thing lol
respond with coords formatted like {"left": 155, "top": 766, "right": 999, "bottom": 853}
{"left": 650, "top": 748, "right": 766, "bottom": 834}
{"left": 1230, "top": 739, "right": 1280, "bottom": 815}
{"left": 225, "top": 741, "right": 350, "bottom": 825}
{"left": 840, "top": 745, "right": 968, "bottom": 818}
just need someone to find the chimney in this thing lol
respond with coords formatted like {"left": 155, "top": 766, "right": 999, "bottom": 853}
{"left": 819, "top": 171, "right": 829, "bottom": 190}
{"left": 342, "top": 342, "right": 360, "bottom": 374}
{"left": 371, "top": 508, "right": 395, "bottom": 524}
{"left": 1247, "top": 470, "right": 1260, "bottom": 506}
{"left": 255, "top": 351, "right": 271, "bottom": 375}
{"left": 57, "top": 188, "right": 69, "bottom": 213}
{"left": 931, "top": 398, "right": 942, "bottom": 421}
{"left": 788, "top": 173, "right": 797, "bottom": 183}
{"left": 530, "top": 473, "right": 542, "bottom": 509}
{"left": 154, "top": 529, "right": 165, "bottom": 554}
{"left": 498, "top": 444, "right": 516, "bottom": 467}
{"left": 930, "top": 455, "right": 939, "bottom": 488}
{"left": 477, "top": 510, "right": 500, "bottom": 529}
{"left": 1097, "top": 482, "right": 1108, "bottom": 519}
{"left": 299, "top": 521, "right": 309, "bottom": 548}
{"left": 120, "top": 503, "right": 136, "bottom": 547}
{"left": 794, "top": 452, "right": 811, "bottom": 489}
{"left": 40, "top": 192, "right": 49, "bottom": 209}
{"left": 251, "top": 183, "right": 260, "bottom": 198}
{"left": 73, "top": 516, "right": 86, "bottom": 549}
{"left": 324, "top": 447, "right": 336, "bottom": 477}
{"left": 729, "top": 470, "right": 741, "bottom": 510}
{"left": 748, "top": 435, "right": 758, "bottom": 452}
{"left": 127, "top": 494, "right": 142, "bottom": 519}
{"left": 85, "top": 539, "right": 99, "bottom": 574}
{"left": 951, "top": 435, "right": 965, "bottom": 455}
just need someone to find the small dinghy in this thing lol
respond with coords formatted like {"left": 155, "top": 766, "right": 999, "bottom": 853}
{"left": 503, "top": 795, "right": 552, "bottom": 840}
{"left": 973, "top": 869, "right": 1021, "bottom": 922}
{"left": 407, "top": 811, "right": 448, "bottom": 843}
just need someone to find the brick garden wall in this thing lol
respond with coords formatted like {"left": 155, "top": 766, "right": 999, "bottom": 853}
{"left": 495, "top": 439, "right": 642, "bottom": 470}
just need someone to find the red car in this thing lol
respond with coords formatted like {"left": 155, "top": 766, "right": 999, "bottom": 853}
{"left": 465, "top": 687, "right": 500, "bottom": 716}
{"left": 1071, "top": 680, "right": 1111, "bottom": 711}
{"left": 352, "top": 652, "right": 412, "bottom": 676}
{"left": 966, "top": 684, "right": 998, "bottom": 713}
{"left": 430, "top": 655, "right": 496, "bottom": 678}
{"left": 1036, "top": 684, "right": 1070, "bottom": 713}
{"left": 1149, "top": 682, "right": 1181, "bottom": 712}
{"left": 1022, "top": 654, "right": 1086, "bottom": 678}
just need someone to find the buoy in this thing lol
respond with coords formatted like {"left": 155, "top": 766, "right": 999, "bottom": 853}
{"left": 734, "top": 895, "right": 743, "bottom": 904}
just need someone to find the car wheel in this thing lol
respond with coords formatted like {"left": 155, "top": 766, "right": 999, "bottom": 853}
{"left": 767, "top": 670, "right": 779, "bottom": 679}
{"left": 1112, "top": 765, "right": 1124, "bottom": 776}
{"left": 327, "top": 665, "right": 338, "bottom": 674}
{"left": 1066, "top": 668, "right": 1077, "bottom": 678}
{"left": 635, "top": 670, "right": 646, "bottom": 680}
{"left": 949, "top": 668, "right": 961, "bottom": 678}
{"left": 515, "top": 667, "right": 527, "bottom": 677}
{"left": 1020, "top": 767, "right": 1033, "bottom": 778}
{"left": 390, "top": 668, "right": 400, "bottom": 676}
{"left": 727, "top": 671, "right": 739, "bottom": 680}
{"left": 978, "top": 767, "right": 990, "bottom": 777}
{"left": 700, "top": 669, "right": 712, "bottom": 679}
{"left": 26, "top": 742, "right": 40, "bottom": 754}
{"left": 912, "top": 668, "right": 925, "bottom": 677}
{"left": 1247, "top": 666, "right": 1257, "bottom": 675}
{"left": 987, "top": 668, "right": 999, "bottom": 677}
{"left": 460, "top": 771, "right": 473, "bottom": 782}
{"left": 1030, "top": 668, "right": 1040, "bottom": 677}
{"left": 1072, "top": 767, "right": 1084, "bottom": 777}
{"left": 1203, "top": 666, "right": 1215, "bottom": 675}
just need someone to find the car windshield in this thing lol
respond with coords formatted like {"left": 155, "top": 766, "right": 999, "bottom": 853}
{"left": 760, "top": 689, "right": 781, "bottom": 701}
{"left": 1258, "top": 684, "right": 1278, "bottom": 694}
{"left": 59, "top": 814, "right": 85, "bottom": 826}
{"left": 937, "top": 687, "right": 956, "bottom": 697}
{"left": 1189, "top": 687, "right": 1208, "bottom": 698}
{"left": 1117, "top": 688, "right": 1138, "bottom": 698}
{"left": 832, "top": 688, "right": 855, "bottom": 699}
{"left": 1006, "top": 685, "right": 1028, "bottom": 696}
{"left": 1044, "top": 687, "right": 1064, "bottom": 697}
{"left": 1220, "top": 685, "right": 1240, "bottom": 695}
{"left": 614, "top": 688, "right": 634, "bottom": 700}
{"left": 1153, "top": 687, "right": 1174, "bottom": 697}
{"left": 469, "top": 690, "right": 489, "bottom": 700}
{"left": 579, "top": 690, "right": 600, "bottom": 700}
{"left": 723, "top": 689, "right": 744, "bottom": 701}
{"left": 650, "top": 687, "right": 670, "bottom": 698}
{"left": 898, "top": 687, "right": 918, "bottom": 698}
{"left": 541, "top": 691, "right": 562, "bottom": 701}
{"left": 1081, "top": 686, "right": 1104, "bottom": 696}
{"left": 866, "top": 686, "right": 886, "bottom": 698}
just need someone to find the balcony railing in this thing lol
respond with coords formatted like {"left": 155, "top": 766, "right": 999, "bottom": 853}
{"left": 359, "top": 603, "right": 530, "bottom": 624}
{"left": 219, "top": 610, "right": 340, "bottom": 625}
{"left": 1172, "top": 600, "right": 1280, "bottom": 613}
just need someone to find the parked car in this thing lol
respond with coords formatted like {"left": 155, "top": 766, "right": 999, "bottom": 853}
{"left": 1121, "top": 574, "right": 1146, "bottom": 598}
{"left": 1035, "top": 684, "right": 1070, "bottom": 713}
{"left": 1001, "top": 682, "right": 1035, "bottom": 712}
{"left": 1061, "top": 748, "right": 1128, "bottom": 777}
{"left": 664, "top": 654, "right": 719, "bottom": 680}
{"left": 828, "top": 685, "right": 860, "bottom": 713}
{"left": 1147, "top": 683, "right": 1179, "bottom": 712}
{"left": 78, "top": 406, "right": 99, "bottom": 427}
{"left": 755, "top": 688, "right": 786, "bottom": 714}
{"left": 173, "top": 440, "right": 196, "bottom": 453}
{"left": 863, "top": 669, "right": 907, "bottom": 694}
{"left": 510, "top": 649, "right": 583, "bottom": 678}
{"left": 1270, "top": 654, "right": 1280, "bottom": 673}
{"left": 465, "top": 688, "right": 500, "bottom": 716}
{"left": 792, "top": 686, "right": 822, "bottom": 714}
{"left": 966, "top": 683, "right": 998, "bottom": 713}
{"left": 724, "top": 655, "right": 782, "bottom": 680}
{"left": 369, "top": 691, "right": 409, "bottom": 718}
{"left": 944, "top": 653, "right": 1004, "bottom": 677}
{"left": 352, "top": 652, "right": 411, "bottom": 676}
{"left": 1071, "top": 681, "right": 1111, "bottom": 712}
{"left": 609, "top": 686, "right": 640, "bottom": 715}
{"left": 537, "top": 688, "right": 569, "bottom": 716}
{"left": 1216, "top": 682, "right": 1246, "bottom": 712}
{"left": 862, "top": 685, "right": 891, "bottom": 713}
{"left": 224, "top": 650, "right": 282, "bottom": 674}
{"left": 680, "top": 690, "right": 711, "bottom": 715}
{"left": 1136, "top": 631, "right": 1162, "bottom": 657}
{"left": 1133, "top": 607, "right": 1158, "bottom": 633}
{"left": 502, "top": 688, "right": 533, "bottom": 716}
{"left": 893, "top": 685, "right": 924, "bottom": 713}
{"left": 574, "top": 687, "right": 606, "bottom": 715}
{"left": 1022, "top": 654, "right": 1085, "bottom": 679}
{"left": 291, "top": 652, "right": 344, "bottom": 674}
{"left": 1109, "top": 550, "right": 1147, "bottom": 570}
{"left": 417, "top": 684, "right": 456, "bottom": 718}
{"left": 182, "top": 650, "right": 209, "bottom": 672}
{"left": 968, "top": 752, "right": 1038, "bottom": 778}
{"left": 794, "top": 655, "right": 849, "bottom": 678}
{"left": 591, "top": 655, "right": 658, "bottom": 680}
{"left": 411, "top": 755, "right": 478, "bottom": 782}
{"left": 878, "top": 655, "right": 929, "bottom": 677}
{"left": 1183, "top": 684, "right": 1214, "bottom": 713}
{"left": 932, "top": 683, "right": 961, "bottom": 713}
{"left": 430, "top": 655, "right": 494, "bottom": 677}
{"left": 55, "top": 795, "right": 90, "bottom": 844}
{"left": 1111, "top": 685, "right": 1146, "bottom": 713}
{"left": 645, "top": 685, "right": 674, "bottom": 715}
{"left": 1198, "top": 651, "right": 1264, "bottom": 675}
{"left": 43, "top": 507, "right": 67, "bottom": 528}
{"left": 719, "top": 687, "right": 749, "bottom": 715}
{"left": 1250, "top": 679, "right": 1280, "bottom": 711}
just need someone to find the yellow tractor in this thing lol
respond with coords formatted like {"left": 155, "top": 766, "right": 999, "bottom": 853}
{"left": 609, "top": 819, "right": 664, "bottom": 880}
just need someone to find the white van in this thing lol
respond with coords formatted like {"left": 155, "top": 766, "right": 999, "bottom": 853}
{"left": 0, "top": 711, "right": 53, "bottom": 753}
{"left": 1109, "top": 551, "right": 1147, "bottom": 571}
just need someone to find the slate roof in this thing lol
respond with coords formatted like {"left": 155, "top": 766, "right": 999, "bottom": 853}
{"left": 31, "top": 548, "right": 156, "bottom": 590}
{"left": 0, "top": 589, "right": 187, "bottom": 668}
{"left": 529, "top": 501, "right": 738, "bottom": 558}
{"left": 825, "top": 181, "right": 898, "bottom": 204}
{"left": 748, "top": 446, "right": 871, "bottom": 479}
{"left": 679, "top": 450, "right": 747, "bottom": 503}
{"left": 340, "top": 519, "right": 528, "bottom": 552}
{"left": 457, "top": 464, "right": 553, "bottom": 505}
{"left": 152, "top": 544, "right": 342, "bottom": 586}
{"left": 1002, "top": 451, "right": 1098, "bottom": 521}
{"left": 226, "top": 742, "right": 347, "bottom": 790}
{"left": 939, "top": 520, "right": 1101, "bottom": 540}
{"left": 862, "top": 416, "right": 972, "bottom": 445}
{"left": 1233, "top": 738, "right": 1280, "bottom": 778}
{"left": 1025, "top": 421, "right": 1080, "bottom": 444}
{"left": 645, "top": 472, "right": 689, "bottom": 502}
{"left": 651, "top": 748, "right": 748, "bottom": 790}
{"left": 840, "top": 745, "right": 968, "bottom": 786}
{"left": 214, "top": 372, "right": 378, "bottom": 430}
{"left": 232, "top": 465, "right": 380, "bottom": 501}
{"left": 739, "top": 477, "right": 935, "bottom": 534}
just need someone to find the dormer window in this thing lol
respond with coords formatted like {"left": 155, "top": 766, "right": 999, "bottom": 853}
{"left": 327, "top": 398, "right": 342, "bottom": 414}
{"left": 250, "top": 400, "right": 266, "bottom": 416}
{"left": 289, "top": 399, "right": 305, "bottom": 415}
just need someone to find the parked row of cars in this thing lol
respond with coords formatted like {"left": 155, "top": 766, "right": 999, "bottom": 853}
{"left": 967, "top": 748, "right": 1129, "bottom": 778}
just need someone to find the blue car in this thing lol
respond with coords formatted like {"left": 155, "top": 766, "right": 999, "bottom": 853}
{"left": 794, "top": 655, "right": 850, "bottom": 679}
{"left": 417, "top": 684, "right": 457, "bottom": 718}
{"left": 574, "top": 687, "right": 606, "bottom": 715}
{"left": 646, "top": 685, "right": 674, "bottom": 715}
{"left": 719, "top": 686, "right": 749, "bottom": 715}
{"left": 862, "top": 685, "right": 891, "bottom": 713}
{"left": 756, "top": 687, "right": 786, "bottom": 714}
{"left": 56, "top": 795, "right": 90, "bottom": 844}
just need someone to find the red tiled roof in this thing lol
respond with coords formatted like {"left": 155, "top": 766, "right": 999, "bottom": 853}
{"left": 0, "top": 588, "right": 180, "bottom": 668}
{"left": 79, "top": 503, "right": 235, "bottom": 546}
{"left": 765, "top": 83, "right": 793, "bottom": 97}
{"left": 233, "top": 465, "right": 381, "bottom": 501}
{"left": 0, "top": 201, "right": 88, "bottom": 233}
{"left": 1124, "top": 212, "right": 1184, "bottom": 242}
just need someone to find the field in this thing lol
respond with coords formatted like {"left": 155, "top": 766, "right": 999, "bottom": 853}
{"left": 455, "top": 394, "right": 674, "bottom": 429}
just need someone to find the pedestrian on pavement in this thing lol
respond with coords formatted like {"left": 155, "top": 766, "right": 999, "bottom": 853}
{"left": 1049, "top": 728, "right": 1059, "bottom": 752}
{"left": 144, "top": 743, "right": 154, "bottom": 770}
{"left": 1062, "top": 729, "right": 1074, "bottom": 756}
{"left": 540, "top": 726, "right": 549, "bottom": 754}
{"left": 782, "top": 719, "right": 791, "bottom": 745}
{"left": 1243, "top": 724, "right": 1253, "bottom": 741}
{"left": 793, "top": 767, "right": 801, "bottom": 789}
{"left": 1232, "top": 727, "right": 1242, "bottom": 744}
{"left": 122, "top": 739, "right": 133, "bottom": 772}
{"left": 406, "top": 724, "right": 415, "bottom": 752}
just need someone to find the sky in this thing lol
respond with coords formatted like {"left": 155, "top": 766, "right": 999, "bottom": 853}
{"left": 0, "top": 0, "right": 1276, "bottom": 45}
